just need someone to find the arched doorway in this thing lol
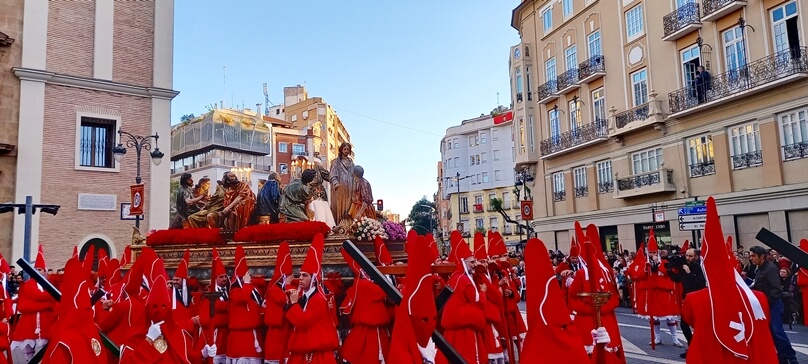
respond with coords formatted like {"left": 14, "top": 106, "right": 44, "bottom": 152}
{"left": 80, "top": 238, "right": 112, "bottom": 271}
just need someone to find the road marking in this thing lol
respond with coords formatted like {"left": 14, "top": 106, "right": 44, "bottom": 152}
{"left": 625, "top": 352, "right": 684, "bottom": 364}
{"left": 620, "top": 337, "right": 648, "bottom": 355}
{"left": 618, "top": 323, "right": 688, "bottom": 342}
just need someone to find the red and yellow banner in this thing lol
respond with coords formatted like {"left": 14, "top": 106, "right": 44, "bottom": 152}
{"left": 130, "top": 184, "right": 145, "bottom": 216}
{"left": 520, "top": 200, "right": 533, "bottom": 221}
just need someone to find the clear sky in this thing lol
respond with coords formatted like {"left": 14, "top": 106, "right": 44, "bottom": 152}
{"left": 171, "top": 1, "right": 520, "bottom": 217}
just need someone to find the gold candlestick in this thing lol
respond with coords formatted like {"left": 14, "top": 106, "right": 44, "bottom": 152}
{"left": 577, "top": 291, "right": 613, "bottom": 327}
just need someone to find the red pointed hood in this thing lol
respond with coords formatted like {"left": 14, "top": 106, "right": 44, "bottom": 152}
{"left": 341, "top": 247, "right": 362, "bottom": 277}
{"left": 72, "top": 246, "right": 78, "bottom": 260}
{"left": 702, "top": 196, "right": 766, "bottom": 360}
{"left": 403, "top": 234, "right": 437, "bottom": 346}
{"left": 107, "top": 258, "right": 122, "bottom": 286}
{"left": 628, "top": 243, "right": 647, "bottom": 280}
{"left": 0, "top": 253, "right": 9, "bottom": 275}
{"left": 174, "top": 250, "right": 190, "bottom": 280}
{"left": 271, "top": 242, "right": 293, "bottom": 285}
{"left": 123, "top": 248, "right": 149, "bottom": 298}
{"left": 473, "top": 232, "right": 488, "bottom": 261}
{"left": 234, "top": 245, "right": 248, "bottom": 279}
{"left": 492, "top": 231, "right": 508, "bottom": 257}
{"left": 647, "top": 229, "right": 659, "bottom": 253}
{"left": 448, "top": 231, "right": 472, "bottom": 267}
{"left": 56, "top": 257, "right": 94, "bottom": 321}
{"left": 121, "top": 245, "right": 132, "bottom": 267}
{"left": 210, "top": 248, "right": 227, "bottom": 288}
{"left": 374, "top": 236, "right": 393, "bottom": 266}
{"left": 35, "top": 245, "right": 47, "bottom": 270}
{"left": 522, "top": 238, "right": 589, "bottom": 361}
{"left": 146, "top": 273, "right": 173, "bottom": 324}
{"left": 301, "top": 233, "right": 325, "bottom": 277}
{"left": 681, "top": 240, "right": 690, "bottom": 254}
{"left": 82, "top": 245, "right": 95, "bottom": 273}
{"left": 97, "top": 248, "right": 109, "bottom": 274}
{"left": 0, "top": 253, "right": 10, "bottom": 300}
{"left": 425, "top": 233, "right": 440, "bottom": 262}
{"left": 567, "top": 237, "right": 579, "bottom": 258}
{"left": 405, "top": 229, "right": 419, "bottom": 253}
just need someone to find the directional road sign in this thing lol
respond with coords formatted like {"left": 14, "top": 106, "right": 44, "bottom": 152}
{"left": 678, "top": 206, "right": 707, "bottom": 215}
{"left": 685, "top": 200, "right": 706, "bottom": 207}
{"left": 680, "top": 222, "right": 705, "bottom": 231}
{"left": 678, "top": 214, "right": 706, "bottom": 223}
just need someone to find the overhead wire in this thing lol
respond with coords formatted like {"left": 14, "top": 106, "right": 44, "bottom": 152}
{"left": 330, "top": 106, "right": 444, "bottom": 137}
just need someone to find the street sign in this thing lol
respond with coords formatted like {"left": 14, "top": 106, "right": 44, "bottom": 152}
{"left": 678, "top": 214, "right": 706, "bottom": 223}
{"left": 680, "top": 222, "right": 705, "bottom": 231}
{"left": 685, "top": 200, "right": 706, "bottom": 207}
{"left": 653, "top": 211, "right": 665, "bottom": 222}
{"left": 678, "top": 206, "right": 707, "bottom": 215}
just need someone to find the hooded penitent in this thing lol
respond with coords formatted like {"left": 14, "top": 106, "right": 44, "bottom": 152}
{"left": 425, "top": 233, "right": 440, "bottom": 262}
{"left": 35, "top": 245, "right": 47, "bottom": 271}
{"left": 302, "top": 233, "right": 325, "bottom": 278}
{"left": 388, "top": 232, "right": 437, "bottom": 363}
{"left": 374, "top": 236, "right": 393, "bottom": 266}
{"left": 271, "top": 242, "right": 293, "bottom": 286}
{"left": 521, "top": 238, "right": 589, "bottom": 363}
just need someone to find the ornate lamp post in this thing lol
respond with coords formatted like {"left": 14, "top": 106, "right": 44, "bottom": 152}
{"left": 112, "top": 129, "right": 164, "bottom": 229}
{"left": 737, "top": 16, "right": 755, "bottom": 86}
{"left": 444, "top": 172, "right": 471, "bottom": 232}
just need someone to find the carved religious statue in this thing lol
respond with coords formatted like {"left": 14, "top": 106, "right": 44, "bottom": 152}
{"left": 329, "top": 142, "right": 355, "bottom": 226}
{"left": 348, "top": 165, "right": 376, "bottom": 220}
{"left": 280, "top": 169, "right": 316, "bottom": 222}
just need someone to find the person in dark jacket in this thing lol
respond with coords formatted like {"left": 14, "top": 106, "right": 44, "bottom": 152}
{"left": 749, "top": 246, "right": 798, "bottom": 364}
{"left": 669, "top": 248, "right": 706, "bottom": 358}
{"left": 255, "top": 172, "right": 283, "bottom": 223}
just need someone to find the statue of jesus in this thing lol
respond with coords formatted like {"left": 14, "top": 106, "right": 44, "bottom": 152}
{"left": 329, "top": 142, "right": 355, "bottom": 225}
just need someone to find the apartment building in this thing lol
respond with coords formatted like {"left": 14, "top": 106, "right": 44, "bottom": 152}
{"left": 170, "top": 108, "right": 273, "bottom": 193}
{"left": 266, "top": 115, "right": 313, "bottom": 185}
{"left": 269, "top": 85, "right": 351, "bottom": 169}
{"left": 6, "top": 0, "right": 177, "bottom": 266}
{"left": 440, "top": 109, "right": 523, "bottom": 246}
{"left": 511, "top": 0, "right": 808, "bottom": 252}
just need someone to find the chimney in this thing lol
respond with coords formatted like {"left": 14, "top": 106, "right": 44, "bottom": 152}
{"left": 257, "top": 103, "right": 263, "bottom": 117}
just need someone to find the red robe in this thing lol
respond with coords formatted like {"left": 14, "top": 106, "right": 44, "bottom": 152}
{"left": 12, "top": 280, "right": 57, "bottom": 342}
{"left": 43, "top": 314, "right": 110, "bottom": 364}
{"left": 633, "top": 262, "right": 679, "bottom": 318}
{"left": 682, "top": 289, "right": 778, "bottom": 363}
{"left": 481, "top": 275, "right": 505, "bottom": 359}
{"left": 0, "top": 296, "right": 11, "bottom": 364}
{"left": 98, "top": 299, "right": 142, "bottom": 354}
{"left": 119, "top": 324, "right": 201, "bottom": 364}
{"left": 436, "top": 273, "right": 487, "bottom": 364}
{"left": 198, "top": 295, "right": 229, "bottom": 360}
{"left": 568, "top": 269, "right": 626, "bottom": 364}
{"left": 263, "top": 283, "right": 291, "bottom": 362}
{"left": 227, "top": 282, "right": 263, "bottom": 359}
{"left": 285, "top": 290, "right": 339, "bottom": 364}
{"left": 340, "top": 278, "right": 393, "bottom": 364}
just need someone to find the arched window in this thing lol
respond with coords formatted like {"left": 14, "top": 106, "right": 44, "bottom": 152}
{"left": 80, "top": 238, "right": 112, "bottom": 271}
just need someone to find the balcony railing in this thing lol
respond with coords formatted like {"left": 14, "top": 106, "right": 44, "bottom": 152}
{"left": 663, "top": 2, "right": 701, "bottom": 41}
{"left": 614, "top": 103, "right": 650, "bottom": 129}
{"left": 574, "top": 186, "right": 588, "bottom": 198}
{"left": 689, "top": 161, "right": 716, "bottom": 177}
{"left": 536, "top": 80, "right": 559, "bottom": 104}
{"left": 668, "top": 47, "right": 808, "bottom": 115}
{"left": 579, "top": 55, "right": 605, "bottom": 83}
{"left": 783, "top": 142, "right": 808, "bottom": 161}
{"left": 614, "top": 169, "right": 676, "bottom": 199}
{"left": 702, "top": 0, "right": 746, "bottom": 22}
{"left": 553, "top": 190, "right": 566, "bottom": 202}
{"left": 597, "top": 182, "right": 613, "bottom": 194}
{"left": 540, "top": 119, "right": 608, "bottom": 157}
{"left": 732, "top": 151, "right": 763, "bottom": 169}
{"left": 557, "top": 68, "right": 580, "bottom": 93}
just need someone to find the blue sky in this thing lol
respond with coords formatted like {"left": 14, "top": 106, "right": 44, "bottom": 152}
{"left": 171, "top": 1, "right": 520, "bottom": 217}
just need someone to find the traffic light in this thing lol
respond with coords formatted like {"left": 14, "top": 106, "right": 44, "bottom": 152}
{"left": 376, "top": 199, "right": 383, "bottom": 211}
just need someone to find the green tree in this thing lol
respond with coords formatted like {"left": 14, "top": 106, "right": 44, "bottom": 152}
{"left": 407, "top": 196, "right": 436, "bottom": 235}
{"left": 169, "top": 178, "right": 179, "bottom": 218}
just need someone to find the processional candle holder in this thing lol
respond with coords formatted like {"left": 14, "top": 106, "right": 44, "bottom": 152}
{"left": 576, "top": 291, "right": 613, "bottom": 327}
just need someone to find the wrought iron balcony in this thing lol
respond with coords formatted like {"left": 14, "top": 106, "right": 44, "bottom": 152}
{"left": 614, "top": 104, "right": 649, "bottom": 129}
{"left": 689, "top": 161, "right": 716, "bottom": 177}
{"left": 578, "top": 55, "right": 605, "bottom": 83}
{"left": 783, "top": 142, "right": 808, "bottom": 161}
{"left": 553, "top": 190, "right": 566, "bottom": 202}
{"left": 614, "top": 169, "right": 676, "bottom": 199}
{"left": 536, "top": 80, "right": 559, "bottom": 104}
{"left": 731, "top": 151, "right": 762, "bottom": 169}
{"left": 597, "top": 182, "right": 613, "bottom": 194}
{"left": 557, "top": 68, "right": 580, "bottom": 94}
{"left": 702, "top": 0, "right": 747, "bottom": 22}
{"left": 540, "top": 119, "right": 608, "bottom": 158}
{"left": 574, "top": 186, "right": 588, "bottom": 198}
{"left": 663, "top": 2, "right": 702, "bottom": 41}
{"left": 668, "top": 47, "right": 808, "bottom": 116}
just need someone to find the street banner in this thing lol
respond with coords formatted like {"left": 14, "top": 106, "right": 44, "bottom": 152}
{"left": 521, "top": 200, "right": 533, "bottom": 220}
{"left": 129, "top": 184, "right": 145, "bottom": 216}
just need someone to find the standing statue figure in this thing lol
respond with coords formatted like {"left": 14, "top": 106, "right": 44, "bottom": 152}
{"left": 309, "top": 159, "right": 336, "bottom": 228}
{"left": 348, "top": 165, "right": 376, "bottom": 221}
{"left": 280, "top": 169, "right": 316, "bottom": 222}
{"left": 221, "top": 171, "right": 256, "bottom": 230}
{"left": 329, "top": 142, "right": 355, "bottom": 225}
{"left": 255, "top": 172, "right": 283, "bottom": 224}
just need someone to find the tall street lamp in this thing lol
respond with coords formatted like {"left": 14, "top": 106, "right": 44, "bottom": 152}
{"left": 112, "top": 129, "right": 164, "bottom": 229}
{"left": 444, "top": 172, "right": 471, "bottom": 232}
{"left": 419, "top": 203, "right": 437, "bottom": 235}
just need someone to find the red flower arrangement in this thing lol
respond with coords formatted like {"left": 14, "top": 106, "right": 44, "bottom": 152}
{"left": 233, "top": 221, "right": 331, "bottom": 243}
{"left": 146, "top": 228, "right": 226, "bottom": 246}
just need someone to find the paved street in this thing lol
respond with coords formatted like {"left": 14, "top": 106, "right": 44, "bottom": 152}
{"left": 519, "top": 303, "right": 808, "bottom": 363}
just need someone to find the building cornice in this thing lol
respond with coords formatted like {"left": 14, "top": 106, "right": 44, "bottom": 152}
{"left": 511, "top": 0, "right": 533, "bottom": 31}
{"left": 12, "top": 67, "right": 180, "bottom": 100}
